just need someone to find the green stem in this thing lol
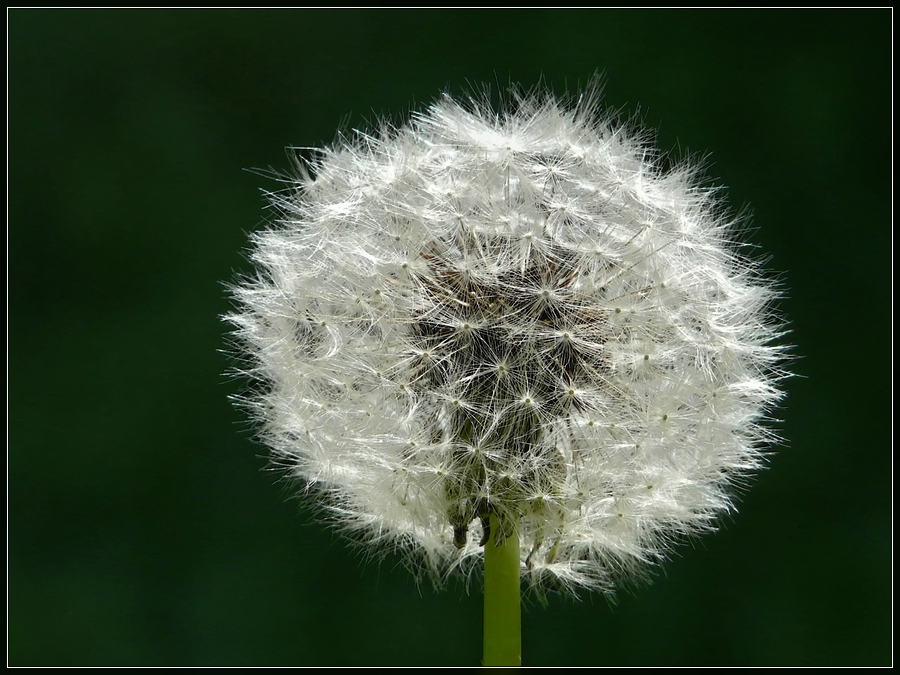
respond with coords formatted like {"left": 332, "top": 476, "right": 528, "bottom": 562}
{"left": 482, "top": 514, "right": 521, "bottom": 667}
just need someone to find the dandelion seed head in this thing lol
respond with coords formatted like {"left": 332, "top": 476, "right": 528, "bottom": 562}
{"left": 227, "top": 84, "right": 788, "bottom": 594}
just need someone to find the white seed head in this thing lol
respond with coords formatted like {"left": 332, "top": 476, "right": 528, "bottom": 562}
{"left": 227, "top": 85, "right": 789, "bottom": 594}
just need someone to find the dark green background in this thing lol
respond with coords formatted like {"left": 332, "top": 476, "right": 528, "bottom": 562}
{"left": 9, "top": 9, "right": 891, "bottom": 667}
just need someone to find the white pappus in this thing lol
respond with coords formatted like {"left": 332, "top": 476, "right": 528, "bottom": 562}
{"left": 227, "top": 84, "right": 789, "bottom": 594}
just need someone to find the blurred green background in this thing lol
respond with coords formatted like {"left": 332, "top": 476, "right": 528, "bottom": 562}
{"left": 9, "top": 9, "right": 890, "bottom": 667}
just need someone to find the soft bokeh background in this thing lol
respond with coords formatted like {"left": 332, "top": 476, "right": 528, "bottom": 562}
{"left": 9, "top": 9, "right": 891, "bottom": 667}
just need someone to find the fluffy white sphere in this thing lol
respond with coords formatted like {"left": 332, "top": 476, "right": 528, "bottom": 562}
{"left": 228, "top": 86, "right": 787, "bottom": 593}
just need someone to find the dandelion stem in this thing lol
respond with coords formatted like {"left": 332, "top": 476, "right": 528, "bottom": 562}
{"left": 482, "top": 513, "right": 521, "bottom": 667}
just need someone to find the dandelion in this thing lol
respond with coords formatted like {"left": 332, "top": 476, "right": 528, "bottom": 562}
{"left": 227, "top": 84, "right": 788, "bottom": 665}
